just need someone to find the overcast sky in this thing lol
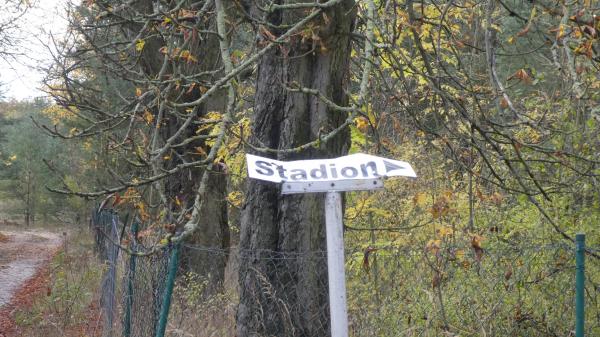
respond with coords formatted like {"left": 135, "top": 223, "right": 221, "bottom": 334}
{"left": 2, "top": 0, "right": 71, "bottom": 101}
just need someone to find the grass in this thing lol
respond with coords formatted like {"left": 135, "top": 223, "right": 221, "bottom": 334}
{"left": 167, "top": 272, "right": 237, "bottom": 337}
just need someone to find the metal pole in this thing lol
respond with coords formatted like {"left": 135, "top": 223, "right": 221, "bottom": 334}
{"left": 155, "top": 243, "right": 180, "bottom": 337}
{"left": 104, "top": 213, "right": 119, "bottom": 336}
{"left": 124, "top": 222, "right": 138, "bottom": 337}
{"left": 325, "top": 192, "right": 349, "bottom": 337}
{"left": 575, "top": 233, "right": 585, "bottom": 337}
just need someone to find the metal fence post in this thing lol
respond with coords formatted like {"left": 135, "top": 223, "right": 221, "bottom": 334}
{"left": 124, "top": 222, "right": 138, "bottom": 337}
{"left": 576, "top": 233, "right": 585, "bottom": 337}
{"left": 99, "top": 210, "right": 120, "bottom": 337}
{"left": 155, "top": 242, "right": 180, "bottom": 337}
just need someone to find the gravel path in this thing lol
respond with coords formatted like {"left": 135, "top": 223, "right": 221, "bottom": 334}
{"left": 0, "top": 230, "right": 62, "bottom": 308}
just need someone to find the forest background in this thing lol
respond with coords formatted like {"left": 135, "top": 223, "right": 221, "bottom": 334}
{"left": 0, "top": 0, "right": 599, "bottom": 336}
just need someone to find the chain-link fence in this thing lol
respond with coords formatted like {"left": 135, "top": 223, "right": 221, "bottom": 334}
{"left": 91, "top": 208, "right": 121, "bottom": 336}
{"left": 120, "top": 231, "right": 177, "bottom": 337}
{"left": 91, "top": 209, "right": 600, "bottom": 337}
{"left": 91, "top": 210, "right": 179, "bottom": 337}
{"left": 345, "top": 243, "right": 592, "bottom": 337}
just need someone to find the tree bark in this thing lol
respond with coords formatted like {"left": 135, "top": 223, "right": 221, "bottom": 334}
{"left": 237, "top": 2, "right": 356, "bottom": 336}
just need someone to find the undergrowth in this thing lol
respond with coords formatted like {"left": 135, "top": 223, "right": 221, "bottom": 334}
{"left": 13, "top": 228, "right": 104, "bottom": 337}
{"left": 167, "top": 271, "right": 237, "bottom": 337}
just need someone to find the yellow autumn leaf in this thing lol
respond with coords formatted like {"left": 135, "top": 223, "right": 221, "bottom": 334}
{"left": 556, "top": 24, "right": 566, "bottom": 40}
{"left": 186, "top": 54, "right": 198, "bottom": 63}
{"left": 215, "top": 145, "right": 229, "bottom": 163}
{"left": 454, "top": 249, "right": 465, "bottom": 260}
{"left": 227, "top": 191, "right": 244, "bottom": 208}
{"left": 179, "top": 50, "right": 190, "bottom": 59}
{"left": 195, "top": 124, "right": 213, "bottom": 134}
{"left": 206, "top": 111, "right": 222, "bottom": 120}
{"left": 437, "top": 226, "right": 454, "bottom": 237}
{"left": 177, "top": 50, "right": 198, "bottom": 63}
{"left": 135, "top": 39, "right": 145, "bottom": 52}
{"left": 135, "top": 88, "right": 142, "bottom": 97}
{"left": 143, "top": 110, "right": 154, "bottom": 125}
{"left": 136, "top": 202, "right": 149, "bottom": 220}
{"left": 426, "top": 239, "right": 441, "bottom": 254}
{"left": 354, "top": 117, "right": 369, "bottom": 132}
{"left": 413, "top": 192, "right": 427, "bottom": 206}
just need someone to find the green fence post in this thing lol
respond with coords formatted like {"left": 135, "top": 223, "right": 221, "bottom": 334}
{"left": 575, "top": 233, "right": 585, "bottom": 337}
{"left": 155, "top": 242, "right": 180, "bottom": 337}
{"left": 124, "top": 222, "right": 138, "bottom": 337}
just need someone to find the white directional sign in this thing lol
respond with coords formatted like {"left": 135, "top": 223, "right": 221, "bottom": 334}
{"left": 246, "top": 153, "right": 416, "bottom": 183}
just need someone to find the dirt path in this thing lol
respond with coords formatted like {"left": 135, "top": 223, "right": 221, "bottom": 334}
{"left": 0, "top": 229, "right": 63, "bottom": 308}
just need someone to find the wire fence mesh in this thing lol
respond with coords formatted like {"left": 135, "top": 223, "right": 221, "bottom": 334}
{"left": 91, "top": 210, "right": 176, "bottom": 337}
{"left": 169, "top": 244, "right": 600, "bottom": 337}
{"left": 120, "top": 241, "right": 175, "bottom": 337}
{"left": 91, "top": 210, "right": 600, "bottom": 337}
{"left": 344, "top": 244, "right": 591, "bottom": 337}
{"left": 91, "top": 208, "right": 121, "bottom": 336}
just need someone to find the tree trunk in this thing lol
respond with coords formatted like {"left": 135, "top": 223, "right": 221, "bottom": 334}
{"left": 30, "top": 180, "right": 35, "bottom": 226}
{"left": 183, "top": 167, "right": 230, "bottom": 294}
{"left": 237, "top": 3, "right": 356, "bottom": 336}
{"left": 129, "top": 0, "right": 230, "bottom": 291}
{"left": 25, "top": 169, "right": 31, "bottom": 227}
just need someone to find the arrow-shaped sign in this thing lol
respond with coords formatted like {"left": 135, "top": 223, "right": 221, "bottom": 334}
{"left": 246, "top": 153, "right": 416, "bottom": 183}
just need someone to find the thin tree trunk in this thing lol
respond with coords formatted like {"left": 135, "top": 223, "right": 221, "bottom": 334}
{"left": 31, "top": 182, "right": 35, "bottom": 226}
{"left": 237, "top": 3, "right": 356, "bottom": 336}
{"left": 25, "top": 169, "right": 31, "bottom": 227}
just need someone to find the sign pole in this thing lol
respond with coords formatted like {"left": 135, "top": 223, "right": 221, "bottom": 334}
{"left": 325, "top": 191, "right": 349, "bottom": 337}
